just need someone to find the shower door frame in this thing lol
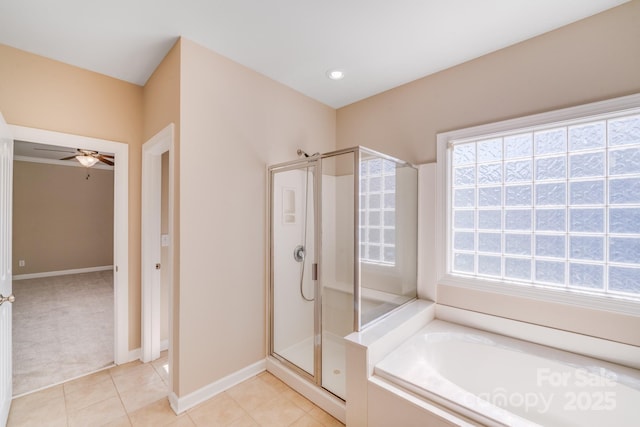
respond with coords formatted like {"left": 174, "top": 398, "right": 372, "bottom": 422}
{"left": 268, "top": 158, "right": 323, "bottom": 387}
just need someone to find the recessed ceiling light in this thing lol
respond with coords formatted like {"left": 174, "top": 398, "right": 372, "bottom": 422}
{"left": 327, "top": 69, "right": 345, "bottom": 80}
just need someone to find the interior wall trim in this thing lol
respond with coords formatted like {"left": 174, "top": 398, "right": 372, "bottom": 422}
{"left": 168, "top": 359, "right": 266, "bottom": 415}
{"left": 13, "top": 265, "right": 113, "bottom": 281}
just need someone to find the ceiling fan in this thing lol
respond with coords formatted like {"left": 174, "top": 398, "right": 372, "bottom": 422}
{"left": 35, "top": 147, "right": 115, "bottom": 167}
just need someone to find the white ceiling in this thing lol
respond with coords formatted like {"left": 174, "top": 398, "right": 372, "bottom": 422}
{"left": 0, "top": 0, "right": 628, "bottom": 108}
{"left": 14, "top": 140, "right": 114, "bottom": 168}
{"left": 14, "top": 141, "right": 79, "bottom": 160}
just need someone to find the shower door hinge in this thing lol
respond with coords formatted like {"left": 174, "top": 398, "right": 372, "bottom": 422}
{"left": 312, "top": 263, "right": 318, "bottom": 281}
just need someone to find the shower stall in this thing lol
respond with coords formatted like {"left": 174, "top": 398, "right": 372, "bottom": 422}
{"left": 268, "top": 146, "right": 418, "bottom": 400}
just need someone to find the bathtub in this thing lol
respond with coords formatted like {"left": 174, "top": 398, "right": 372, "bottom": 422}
{"left": 374, "top": 320, "right": 640, "bottom": 427}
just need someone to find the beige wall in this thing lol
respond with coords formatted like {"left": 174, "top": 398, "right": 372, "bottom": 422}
{"left": 141, "top": 39, "right": 181, "bottom": 392}
{"left": 336, "top": 2, "right": 640, "bottom": 344}
{"left": 337, "top": 1, "right": 640, "bottom": 164}
{"left": 13, "top": 161, "right": 114, "bottom": 274}
{"left": 0, "top": 43, "right": 144, "bottom": 350}
{"left": 178, "top": 39, "right": 335, "bottom": 396}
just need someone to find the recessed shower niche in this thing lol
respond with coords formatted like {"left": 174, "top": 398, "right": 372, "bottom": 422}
{"left": 268, "top": 146, "right": 418, "bottom": 402}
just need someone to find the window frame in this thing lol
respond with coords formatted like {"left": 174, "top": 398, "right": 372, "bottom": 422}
{"left": 436, "top": 93, "right": 640, "bottom": 316}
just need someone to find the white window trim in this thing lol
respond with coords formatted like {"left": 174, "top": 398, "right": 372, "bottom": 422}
{"left": 436, "top": 93, "right": 640, "bottom": 316}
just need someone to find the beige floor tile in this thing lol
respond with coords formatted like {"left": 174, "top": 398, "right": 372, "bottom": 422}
{"left": 65, "top": 376, "right": 118, "bottom": 412}
{"left": 188, "top": 393, "right": 246, "bottom": 427}
{"left": 290, "top": 414, "right": 324, "bottom": 427}
{"left": 226, "top": 376, "right": 278, "bottom": 412}
{"left": 257, "top": 371, "right": 289, "bottom": 393}
{"left": 119, "top": 380, "right": 168, "bottom": 414}
{"left": 9, "top": 358, "right": 343, "bottom": 427}
{"left": 109, "top": 359, "right": 144, "bottom": 377}
{"left": 227, "top": 413, "right": 259, "bottom": 427}
{"left": 152, "top": 357, "right": 170, "bottom": 384}
{"left": 165, "top": 414, "right": 197, "bottom": 427}
{"left": 7, "top": 389, "right": 67, "bottom": 427}
{"left": 67, "top": 396, "right": 127, "bottom": 427}
{"left": 129, "top": 397, "right": 181, "bottom": 426}
{"left": 112, "top": 364, "right": 163, "bottom": 394}
{"left": 64, "top": 369, "right": 112, "bottom": 395}
{"left": 104, "top": 415, "right": 133, "bottom": 427}
{"left": 308, "top": 407, "right": 344, "bottom": 427}
{"left": 246, "top": 394, "right": 305, "bottom": 427}
{"left": 282, "top": 388, "right": 315, "bottom": 412}
{"left": 9, "top": 384, "right": 64, "bottom": 414}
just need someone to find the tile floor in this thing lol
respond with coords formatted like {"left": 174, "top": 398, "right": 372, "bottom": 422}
{"left": 7, "top": 352, "right": 345, "bottom": 427}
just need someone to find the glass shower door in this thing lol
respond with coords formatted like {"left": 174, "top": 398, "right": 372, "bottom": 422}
{"left": 270, "top": 163, "right": 317, "bottom": 378}
{"left": 320, "top": 151, "right": 355, "bottom": 399}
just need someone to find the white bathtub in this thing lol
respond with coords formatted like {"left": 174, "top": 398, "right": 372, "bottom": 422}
{"left": 375, "top": 320, "right": 640, "bottom": 427}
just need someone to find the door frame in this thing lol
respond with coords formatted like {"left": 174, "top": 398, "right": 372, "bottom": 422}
{"left": 9, "top": 125, "right": 130, "bottom": 364}
{"left": 141, "top": 124, "right": 174, "bottom": 364}
{"left": 0, "top": 113, "right": 14, "bottom": 426}
{"left": 267, "top": 158, "right": 320, "bottom": 384}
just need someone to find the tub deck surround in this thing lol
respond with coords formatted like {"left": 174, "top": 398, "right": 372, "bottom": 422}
{"left": 345, "top": 300, "right": 640, "bottom": 427}
{"left": 344, "top": 299, "right": 436, "bottom": 427}
{"left": 376, "top": 320, "right": 640, "bottom": 427}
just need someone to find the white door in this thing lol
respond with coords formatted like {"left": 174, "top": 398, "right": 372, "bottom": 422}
{"left": 0, "top": 112, "right": 14, "bottom": 425}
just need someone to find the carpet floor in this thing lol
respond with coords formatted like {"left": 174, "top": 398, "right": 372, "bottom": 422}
{"left": 12, "top": 270, "right": 114, "bottom": 396}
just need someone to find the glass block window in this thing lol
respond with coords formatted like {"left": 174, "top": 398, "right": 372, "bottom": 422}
{"left": 449, "top": 113, "right": 640, "bottom": 299}
{"left": 360, "top": 158, "right": 396, "bottom": 265}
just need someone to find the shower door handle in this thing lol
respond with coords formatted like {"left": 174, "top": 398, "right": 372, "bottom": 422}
{"left": 312, "top": 263, "right": 318, "bottom": 281}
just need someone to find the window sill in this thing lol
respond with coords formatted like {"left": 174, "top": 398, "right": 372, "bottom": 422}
{"left": 438, "top": 274, "right": 640, "bottom": 317}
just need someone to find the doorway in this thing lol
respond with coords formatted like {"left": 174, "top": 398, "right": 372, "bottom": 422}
{"left": 141, "top": 124, "right": 173, "bottom": 377}
{"left": 8, "top": 125, "right": 129, "bottom": 391}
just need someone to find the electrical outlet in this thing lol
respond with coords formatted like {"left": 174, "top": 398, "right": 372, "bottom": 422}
{"left": 18, "top": 260, "right": 25, "bottom": 267}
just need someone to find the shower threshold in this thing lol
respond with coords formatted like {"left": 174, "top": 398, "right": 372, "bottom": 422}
{"left": 277, "top": 332, "right": 346, "bottom": 399}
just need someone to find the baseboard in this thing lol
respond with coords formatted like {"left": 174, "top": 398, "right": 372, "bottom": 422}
{"left": 161, "top": 339, "right": 169, "bottom": 352}
{"left": 13, "top": 265, "right": 113, "bottom": 281}
{"left": 169, "top": 359, "right": 266, "bottom": 414}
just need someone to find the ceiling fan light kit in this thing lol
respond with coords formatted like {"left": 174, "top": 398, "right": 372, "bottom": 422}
{"left": 76, "top": 155, "right": 100, "bottom": 167}
{"left": 47, "top": 148, "right": 115, "bottom": 167}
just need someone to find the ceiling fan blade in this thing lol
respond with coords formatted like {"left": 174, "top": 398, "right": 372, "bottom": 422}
{"left": 100, "top": 154, "right": 115, "bottom": 158}
{"left": 60, "top": 155, "right": 77, "bottom": 160}
{"left": 98, "top": 155, "right": 114, "bottom": 166}
{"left": 35, "top": 148, "right": 76, "bottom": 153}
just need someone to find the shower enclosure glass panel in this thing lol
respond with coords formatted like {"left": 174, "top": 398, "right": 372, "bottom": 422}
{"left": 320, "top": 152, "right": 355, "bottom": 400}
{"left": 271, "top": 163, "right": 317, "bottom": 378}
{"left": 269, "top": 146, "right": 418, "bottom": 402}
{"left": 358, "top": 150, "right": 418, "bottom": 329}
